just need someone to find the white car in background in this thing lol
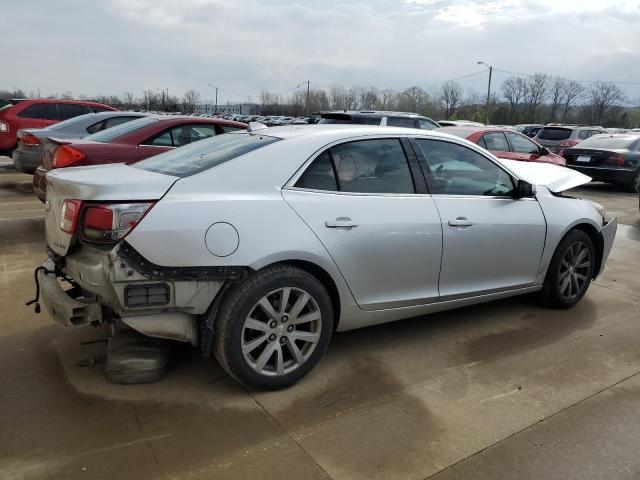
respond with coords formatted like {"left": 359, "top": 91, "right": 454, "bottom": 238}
{"left": 34, "top": 124, "right": 616, "bottom": 389}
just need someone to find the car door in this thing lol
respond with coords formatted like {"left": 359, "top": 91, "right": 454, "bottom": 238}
{"left": 506, "top": 131, "right": 544, "bottom": 163}
{"left": 283, "top": 137, "right": 443, "bottom": 310}
{"left": 478, "top": 132, "right": 516, "bottom": 160}
{"left": 412, "top": 138, "right": 546, "bottom": 299}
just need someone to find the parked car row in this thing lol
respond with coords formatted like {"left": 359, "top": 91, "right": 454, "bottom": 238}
{"left": 0, "top": 98, "right": 116, "bottom": 155}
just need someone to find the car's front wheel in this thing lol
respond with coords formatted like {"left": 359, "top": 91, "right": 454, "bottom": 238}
{"left": 213, "top": 265, "right": 333, "bottom": 389}
{"left": 540, "top": 229, "right": 595, "bottom": 309}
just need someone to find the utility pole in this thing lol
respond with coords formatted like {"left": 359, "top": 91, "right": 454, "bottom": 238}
{"left": 208, "top": 84, "right": 219, "bottom": 115}
{"left": 306, "top": 80, "right": 310, "bottom": 117}
{"left": 477, "top": 61, "right": 493, "bottom": 125}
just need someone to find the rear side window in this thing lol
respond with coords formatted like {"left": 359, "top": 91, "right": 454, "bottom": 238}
{"left": 537, "top": 128, "right": 572, "bottom": 141}
{"left": 296, "top": 151, "right": 338, "bottom": 191}
{"left": 577, "top": 130, "right": 590, "bottom": 140}
{"left": 57, "top": 103, "right": 88, "bottom": 120}
{"left": 295, "top": 139, "right": 415, "bottom": 194}
{"left": 482, "top": 132, "right": 510, "bottom": 151}
{"left": 142, "top": 124, "right": 218, "bottom": 147}
{"left": 318, "top": 115, "right": 380, "bottom": 125}
{"left": 387, "top": 117, "right": 416, "bottom": 128}
{"left": 17, "top": 103, "right": 48, "bottom": 119}
{"left": 134, "top": 133, "right": 280, "bottom": 177}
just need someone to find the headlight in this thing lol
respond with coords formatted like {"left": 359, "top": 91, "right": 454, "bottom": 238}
{"left": 589, "top": 201, "right": 606, "bottom": 224}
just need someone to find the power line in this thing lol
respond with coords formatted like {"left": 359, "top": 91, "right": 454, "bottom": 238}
{"left": 492, "top": 67, "right": 640, "bottom": 86}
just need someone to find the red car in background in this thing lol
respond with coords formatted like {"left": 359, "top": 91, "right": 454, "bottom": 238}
{"left": 33, "top": 115, "right": 247, "bottom": 201}
{"left": 0, "top": 98, "right": 116, "bottom": 154}
{"left": 435, "top": 126, "right": 566, "bottom": 166}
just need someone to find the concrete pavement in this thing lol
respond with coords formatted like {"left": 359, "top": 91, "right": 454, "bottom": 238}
{"left": 1, "top": 168, "right": 639, "bottom": 479}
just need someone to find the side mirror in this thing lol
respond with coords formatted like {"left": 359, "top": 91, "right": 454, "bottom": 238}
{"left": 539, "top": 147, "right": 550, "bottom": 155}
{"left": 514, "top": 179, "right": 536, "bottom": 198}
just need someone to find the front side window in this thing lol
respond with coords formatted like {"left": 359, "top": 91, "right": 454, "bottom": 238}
{"left": 482, "top": 132, "right": 510, "bottom": 151}
{"left": 57, "top": 103, "right": 87, "bottom": 120}
{"left": 295, "top": 138, "right": 415, "bottom": 194}
{"left": 416, "top": 139, "right": 514, "bottom": 196}
{"left": 506, "top": 132, "right": 539, "bottom": 154}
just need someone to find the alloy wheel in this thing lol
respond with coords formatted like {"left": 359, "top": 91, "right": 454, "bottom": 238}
{"left": 241, "top": 287, "right": 322, "bottom": 376}
{"left": 558, "top": 241, "right": 591, "bottom": 302}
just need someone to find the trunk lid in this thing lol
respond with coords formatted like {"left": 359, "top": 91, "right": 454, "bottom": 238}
{"left": 563, "top": 147, "right": 629, "bottom": 167}
{"left": 45, "top": 164, "right": 179, "bottom": 256}
{"left": 498, "top": 158, "right": 591, "bottom": 193}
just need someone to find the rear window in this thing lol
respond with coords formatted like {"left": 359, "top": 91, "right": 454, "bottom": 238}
{"left": 536, "top": 127, "right": 572, "bottom": 141}
{"left": 48, "top": 113, "right": 94, "bottom": 131}
{"left": 576, "top": 136, "right": 639, "bottom": 150}
{"left": 133, "top": 132, "right": 280, "bottom": 177}
{"left": 85, "top": 117, "right": 159, "bottom": 143}
{"left": 318, "top": 114, "right": 380, "bottom": 125}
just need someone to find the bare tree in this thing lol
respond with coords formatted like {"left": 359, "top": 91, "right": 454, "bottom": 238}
{"left": 397, "top": 86, "right": 428, "bottom": 114}
{"left": 380, "top": 89, "right": 395, "bottom": 110}
{"left": 439, "top": 81, "right": 463, "bottom": 118}
{"left": 501, "top": 77, "right": 527, "bottom": 123}
{"left": 181, "top": 89, "right": 201, "bottom": 113}
{"left": 122, "top": 91, "right": 136, "bottom": 110}
{"left": 523, "top": 73, "right": 549, "bottom": 122}
{"left": 547, "top": 76, "right": 567, "bottom": 122}
{"left": 329, "top": 85, "right": 348, "bottom": 110}
{"left": 584, "top": 81, "right": 626, "bottom": 125}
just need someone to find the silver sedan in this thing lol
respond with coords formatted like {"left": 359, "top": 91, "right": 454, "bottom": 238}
{"left": 35, "top": 124, "right": 616, "bottom": 389}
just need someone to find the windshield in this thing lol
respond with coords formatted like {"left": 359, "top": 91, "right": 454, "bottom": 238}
{"left": 133, "top": 132, "right": 280, "bottom": 177}
{"left": 577, "top": 135, "right": 639, "bottom": 150}
{"left": 85, "top": 117, "right": 158, "bottom": 143}
{"left": 537, "top": 127, "right": 572, "bottom": 141}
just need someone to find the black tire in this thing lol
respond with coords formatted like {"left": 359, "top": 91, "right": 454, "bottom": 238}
{"left": 625, "top": 170, "right": 640, "bottom": 193}
{"left": 213, "top": 265, "right": 334, "bottom": 389}
{"left": 540, "top": 229, "right": 595, "bottom": 309}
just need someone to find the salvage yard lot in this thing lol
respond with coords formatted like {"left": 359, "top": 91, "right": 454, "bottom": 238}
{"left": 1, "top": 160, "right": 639, "bottom": 480}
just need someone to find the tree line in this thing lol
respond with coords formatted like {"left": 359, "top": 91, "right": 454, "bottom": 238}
{"left": 2, "top": 74, "right": 638, "bottom": 127}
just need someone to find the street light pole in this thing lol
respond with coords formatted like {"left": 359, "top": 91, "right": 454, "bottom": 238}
{"left": 477, "top": 61, "right": 493, "bottom": 125}
{"left": 208, "top": 84, "right": 219, "bottom": 115}
{"left": 297, "top": 80, "right": 311, "bottom": 117}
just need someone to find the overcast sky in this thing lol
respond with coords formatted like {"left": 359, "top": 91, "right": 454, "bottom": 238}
{"left": 2, "top": 0, "right": 640, "bottom": 103}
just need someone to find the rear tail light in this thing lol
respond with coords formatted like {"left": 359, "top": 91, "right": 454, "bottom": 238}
{"left": 82, "top": 202, "right": 155, "bottom": 243}
{"left": 60, "top": 199, "right": 83, "bottom": 233}
{"left": 604, "top": 154, "right": 625, "bottom": 166}
{"left": 559, "top": 140, "right": 579, "bottom": 148}
{"left": 20, "top": 133, "right": 41, "bottom": 147}
{"left": 53, "top": 145, "right": 86, "bottom": 168}
{"left": 0, "top": 121, "right": 9, "bottom": 133}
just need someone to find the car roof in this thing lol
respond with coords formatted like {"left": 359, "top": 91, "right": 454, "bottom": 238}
{"left": 321, "top": 110, "right": 426, "bottom": 118}
{"left": 249, "top": 123, "right": 456, "bottom": 142}
{"left": 435, "top": 125, "right": 513, "bottom": 138}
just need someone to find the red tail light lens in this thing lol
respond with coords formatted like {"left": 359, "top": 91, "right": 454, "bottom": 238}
{"left": 559, "top": 140, "right": 579, "bottom": 148}
{"left": 605, "top": 154, "right": 625, "bottom": 166}
{"left": 60, "top": 199, "right": 83, "bottom": 233}
{"left": 82, "top": 202, "right": 155, "bottom": 243}
{"left": 20, "top": 133, "right": 41, "bottom": 147}
{"left": 53, "top": 145, "right": 86, "bottom": 168}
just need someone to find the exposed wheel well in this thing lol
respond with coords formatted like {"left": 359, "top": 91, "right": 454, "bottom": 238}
{"left": 273, "top": 260, "right": 341, "bottom": 330}
{"left": 570, "top": 223, "right": 604, "bottom": 277}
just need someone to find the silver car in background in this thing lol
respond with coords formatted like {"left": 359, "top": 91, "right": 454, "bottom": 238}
{"left": 34, "top": 125, "right": 616, "bottom": 389}
{"left": 12, "top": 111, "right": 148, "bottom": 174}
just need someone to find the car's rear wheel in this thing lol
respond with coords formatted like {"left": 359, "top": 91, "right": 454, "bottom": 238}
{"left": 213, "top": 265, "right": 333, "bottom": 389}
{"left": 540, "top": 229, "right": 595, "bottom": 309}
{"left": 626, "top": 170, "right": 640, "bottom": 193}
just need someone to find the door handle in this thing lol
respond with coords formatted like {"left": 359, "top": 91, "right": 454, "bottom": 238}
{"left": 325, "top": 217, "right": 358, "bottom": 229}
{"left": 448, "top": 217, "right": 473, "bottom": 227}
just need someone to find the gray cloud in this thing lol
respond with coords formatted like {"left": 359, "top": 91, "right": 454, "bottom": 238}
{"left": 1, "top": 0, "right": 639, "bottom": 102}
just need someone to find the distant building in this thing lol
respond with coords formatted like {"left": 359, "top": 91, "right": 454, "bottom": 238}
{"left": 195, "top": 103, "right": 261, "bottom": 115}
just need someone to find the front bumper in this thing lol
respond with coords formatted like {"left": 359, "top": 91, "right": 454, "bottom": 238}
{"left": 12, "top": 147, "right": 42, "bottom": 174}
{"left": 597, "top": 217, "right": 617, "bottom": 277}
